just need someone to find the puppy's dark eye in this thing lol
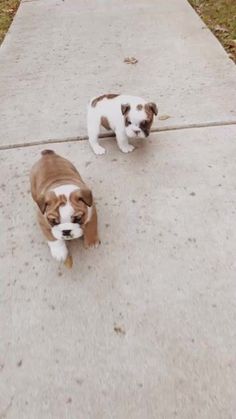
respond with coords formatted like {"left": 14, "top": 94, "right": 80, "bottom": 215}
{"left": 73, "top": 216, "right": 82, "bottom": 224}
{"left": 50, "top": 219, "right": 59, "bottom": 226}
{"left": 126, "top": 120, "right": 131, "bottom": 126}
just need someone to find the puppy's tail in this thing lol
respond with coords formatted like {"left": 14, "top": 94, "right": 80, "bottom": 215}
{"left": 41, "top": 149, "right": 55, "bottom": 156}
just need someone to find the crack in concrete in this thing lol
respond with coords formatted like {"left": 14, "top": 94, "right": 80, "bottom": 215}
{"left": 0, "top": 120, "right": 235, "bottom": 151}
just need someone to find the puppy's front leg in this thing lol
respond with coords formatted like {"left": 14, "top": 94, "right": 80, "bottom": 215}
{"left": 115, "top": 129, "right": 134, "bottom": 153}
{"left": 48, "top": 240, "right": 68, "bottom": 262}
{"left": 83, "top": 207, "right": 100, "bottom": 249}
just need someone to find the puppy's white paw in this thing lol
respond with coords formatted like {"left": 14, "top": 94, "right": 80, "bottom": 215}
{"left": 120, "top": 144, "right": 135, "bottom": 153}
{"left": 92, "top": 144, "right": 106, "bottom": 155}
{"left": 48, "top": 240, "right": 68, "bottom": 262}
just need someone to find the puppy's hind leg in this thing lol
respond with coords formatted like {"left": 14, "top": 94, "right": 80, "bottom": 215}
{"left": 87, "top": 110, "right": 106, "bottom": 155}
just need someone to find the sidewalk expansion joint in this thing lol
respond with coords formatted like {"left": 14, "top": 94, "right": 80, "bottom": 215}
{"left": 0, "top": 120, "right": 236, "bottom": 151}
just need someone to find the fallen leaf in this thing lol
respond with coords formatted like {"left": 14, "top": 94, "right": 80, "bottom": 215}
{"left": 214, "top": 25, "right": 228, "bottom": 33}
{"left": 228, "top": 53, "right": 235, "bottom": 60}
{"left": 124, "top": 56, "right": 138, "bottom": 65}
{"left": 2, "top": 8, "right": 14, "bottom": 13}
{"left": 158, "top": 114, "right": 171, "bottom": 120}
{"left": 64, "top": 255, "right": 73, "bottom": 269}
{"left": 66, "top": 397, "right": 72, "bottom": 404}
{"left": 114, "top": 325, "right": 126, "bottom": 335}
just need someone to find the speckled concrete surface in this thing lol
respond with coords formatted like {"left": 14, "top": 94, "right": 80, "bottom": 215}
{"left": 1, "top": 0, "right": 236, "bottom": 416}
{"left": 0, "top": 0, "right": 236, "bottom": 146}
{"left": 1, "top": 127, "right": 236, "bottom": 418}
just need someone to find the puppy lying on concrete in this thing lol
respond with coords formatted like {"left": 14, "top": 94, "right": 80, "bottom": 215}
{"left": 30, "top": 150, "right": 100, "bottom": 263}
{"left": 87, "top": 94, "right": 158, "bottom": 155}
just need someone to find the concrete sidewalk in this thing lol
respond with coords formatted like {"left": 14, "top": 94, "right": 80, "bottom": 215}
{"left": 0, "top": 1, "right": 236, "bottom": 418}
{"left": 0, "top": 0, "right": 236, "bottom": 147}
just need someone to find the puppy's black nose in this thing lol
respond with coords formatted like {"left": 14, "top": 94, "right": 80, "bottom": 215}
{"left": 62, "top": 229, "right": 72, "bottom": 236}
{"left": 134, "top": 130, "right": 140, "bottom": 135}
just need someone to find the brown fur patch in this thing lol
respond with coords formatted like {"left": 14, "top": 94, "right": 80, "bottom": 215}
{"left": 30, "top": 151, "right": 99, "bottom": 246}
{"left": 83, "top": 206, "right": 100, "bottom": 248}
{"left": 144, "top": 104, "right": 154, "bottom": 122}
{"left": 91, "top": 94, "right": 119, "bottom": 107}
{"left": 69, "top": 195, "right": 89, "bottom": 226}
{"left": 121, "top": 103, "right": 131, "bottom": 116}
{"left": 136, "top": 104, "right": 143, "bottom": 111}
{"left": 37, "top": 210, "right": 56, "bottom": 241}
{"left": 41, "top": 149, "right": 55, "bottom": 156}
{"left": 45, "top": 192, "right": 66, "bottom": 223}
{"left": 124, "top": 115, "right": 131, "bottom": 127}
{"left": 30, "top": 151, "right": 84, "bottom": 210}
{"left": 101, "top": 116, "right": 111, "bottom": 130}
{"left": 139, "top": 119, "right": 152, "bottom": 137}
{"left": 139, "top": 104, "right": 158, "bottom": 136}
{"left": 70, "top": 188, "right": 93, "bottom": 208}
{"left": 144, "top": 102, "right": 158, "bottom": 117}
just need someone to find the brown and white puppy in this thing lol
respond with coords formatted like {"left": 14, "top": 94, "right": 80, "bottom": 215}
{"left": 30, "top": 150, "right": 100, "bottom": 262}
{"left": 87, "top": 94, "right": 158, "bottom": 155}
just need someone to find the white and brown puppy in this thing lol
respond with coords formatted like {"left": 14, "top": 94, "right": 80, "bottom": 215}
{"left": 30, "top": 150, "right": 100, "bottom": 262}
{"left": 87, "top": 94, "right": 158, "bottom": 155}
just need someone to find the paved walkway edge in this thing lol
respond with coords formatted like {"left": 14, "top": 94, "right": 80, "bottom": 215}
{"left": 1, "top": 120, "right": 236, "bottom": 151}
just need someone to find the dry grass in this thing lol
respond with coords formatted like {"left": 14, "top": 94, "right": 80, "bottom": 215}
{"left": 0, "top": 0, "right": 20, "bottom": 44}
{"left": 189, "top": 0, "right": 236, "bottom": 63}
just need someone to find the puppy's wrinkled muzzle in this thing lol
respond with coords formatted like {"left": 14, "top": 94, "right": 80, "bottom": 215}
{"left": 52, "top": 222, "right": 83, "bottom": 241}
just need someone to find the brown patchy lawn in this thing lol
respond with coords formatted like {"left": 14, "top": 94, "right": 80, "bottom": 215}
{"left": 189, "top": 0, "right": 236, "bottom": 63}
{"left": 0, "top": 0, "right": 20, "bottom": 44}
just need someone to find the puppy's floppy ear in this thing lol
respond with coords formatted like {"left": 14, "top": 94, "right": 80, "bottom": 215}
{"left": 36, "top": 191, "right": 56, "bottom": 214}
{"left": 72, "top": 187, "right": 93, "bottom": 207}
{"left": 146, "top": 102, "right": 158, "bottom": 116}
{"left": 36, "top": 194, "right": 46, "bottom": 214}
{"left": 80, "top": 186, "right": 93, "bottom": 207}
{"left": 121, "top": 103, "right": 131, "bottom": 115}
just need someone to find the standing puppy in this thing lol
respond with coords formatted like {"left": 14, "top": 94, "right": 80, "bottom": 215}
{"left": 87, "top": 94, "right": 158, "bottom": 155}
{"left": 30, "top": 150, "right": 100, "bottom": 262}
